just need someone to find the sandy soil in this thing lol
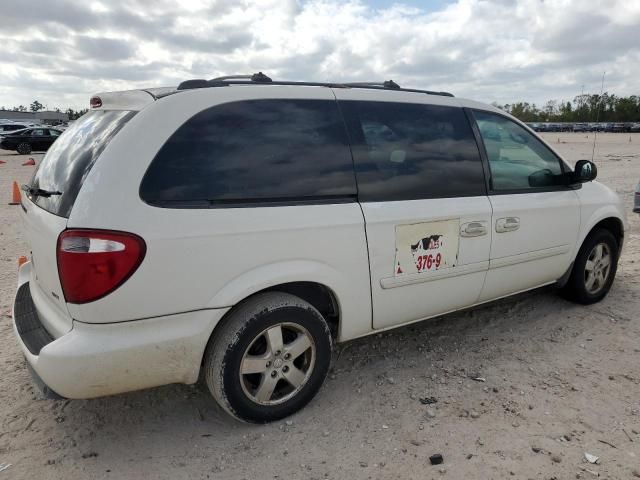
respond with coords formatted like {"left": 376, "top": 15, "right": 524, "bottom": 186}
{"left": 0, "top": 133, "right": 639, "bottom": 480}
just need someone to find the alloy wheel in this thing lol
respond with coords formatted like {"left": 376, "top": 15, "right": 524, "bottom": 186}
{"left": 239, "top": 322, "right": 316, "bottom": 406}
{"left": 584, "top": 242, "right": 612, "bottom": 294}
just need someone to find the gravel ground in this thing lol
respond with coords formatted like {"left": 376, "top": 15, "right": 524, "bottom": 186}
{"left": 0, "top": 133, "right": 639, "bottom": 479}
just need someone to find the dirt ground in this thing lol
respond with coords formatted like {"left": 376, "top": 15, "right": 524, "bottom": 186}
{"left": 0, "top": 132, "right": 639, "bottom": 480}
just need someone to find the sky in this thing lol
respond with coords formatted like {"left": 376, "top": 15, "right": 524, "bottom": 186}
{"left": 0, "top": 0, "right": 638, "bottom": 111}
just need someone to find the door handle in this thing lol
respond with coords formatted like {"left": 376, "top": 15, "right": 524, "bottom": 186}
{"left": 460, "top": 221, "right": 488, "bottom": 237}
{"left": 496, "top": 217, "right": 520, "bottom": 233}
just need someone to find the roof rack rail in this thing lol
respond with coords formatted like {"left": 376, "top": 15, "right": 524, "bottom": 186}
{"left": 211, "top": 72, "right": 272, "bottom": 83}
{"left": 176, "top": 72, "right": 454, "bottom": 97}
{"left": 343, "top": 80, "right": 401, "bottom": 89}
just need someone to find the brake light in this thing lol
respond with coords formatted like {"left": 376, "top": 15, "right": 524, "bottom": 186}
{"left": 57, "top": 229, "right": 146, "bottom": 304}
{"left": 90, "top": 96, "right": 102, "bottom": 108}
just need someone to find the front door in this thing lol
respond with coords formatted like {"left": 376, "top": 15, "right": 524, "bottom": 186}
{"left": 471, "top": 110, "right": 580, "bottom": 302}
{"left": 30, "top": 128, "right": 48, "bottom": 151}
{"left": 336, "top": 94, "right": 492, "bottom": 329}
{"left": 46, "top": 129, "right": 61, "bottom": 149}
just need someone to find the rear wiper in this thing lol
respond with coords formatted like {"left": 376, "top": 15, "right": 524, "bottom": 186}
{"left": 21, "top": 185, "right": 62, "bottom": 198}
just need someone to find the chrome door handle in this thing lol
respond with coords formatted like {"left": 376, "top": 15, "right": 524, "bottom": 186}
{"left": 460, "top": 221, "right": 488, "bottom": 237}
{"left": 496, "top": 217, "right": 520, "bottom": 233}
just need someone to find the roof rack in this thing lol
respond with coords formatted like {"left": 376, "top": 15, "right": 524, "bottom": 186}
{"left": 343, "top": 80, "right": 401, "bottom": 89}
{"left": 175, "top": 72, "right": 453, "bottom": 97}
{"left": 211, "top": 72, "right": 273, "bottom": 83}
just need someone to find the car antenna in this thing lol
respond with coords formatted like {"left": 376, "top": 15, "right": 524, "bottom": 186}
{"left": 591, "top": 71, "right": 605, "bottom": 163}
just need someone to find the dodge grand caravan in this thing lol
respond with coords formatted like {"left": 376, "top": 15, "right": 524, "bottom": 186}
{"left": 13, "top": 74, "right": 627, "bottom": 422}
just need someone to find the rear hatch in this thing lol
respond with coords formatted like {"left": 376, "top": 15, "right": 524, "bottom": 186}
{"left": 21, "top": 110, "right": 137, "bottom": 336}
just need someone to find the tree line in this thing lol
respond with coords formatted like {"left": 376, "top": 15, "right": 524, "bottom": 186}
{"left": 494, "top": 93, "right": 640, "bottom": 123}
{"left": 0, "top": 100, "right": 88, "bottom": 120}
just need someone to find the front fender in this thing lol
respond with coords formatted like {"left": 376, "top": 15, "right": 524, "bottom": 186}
{"left": 576, "top": 204, "right": 627, "bottom": 257}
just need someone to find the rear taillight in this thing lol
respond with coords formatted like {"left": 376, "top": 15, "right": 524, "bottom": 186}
{"left": 57, "top": 229, "right": 146, "bottom": 304}
{"left": 90, "top": 96, "right": 102, "bottom": 108}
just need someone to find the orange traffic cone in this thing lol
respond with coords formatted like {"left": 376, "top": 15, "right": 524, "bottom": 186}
{"left": 9, "top": 181, "right": 21, "bottom": 205}
{"left": 17, "top": 255, "right": 28, "bottom": 268}
{"left": 0, "top": 160, "right": 6, "bottom": 164}
{"left": 22, "top": 158, "right": 36, "bottom": 166}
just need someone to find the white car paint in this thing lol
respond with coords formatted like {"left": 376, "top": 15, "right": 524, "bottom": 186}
{"left": 479, "top": 190, "right": 580, "bottom": 301}
{"left": 12, "top": 82, "right": 628, "bottom": 400}
{"left": 13, "top": 267, "right": 229, "bottom": 399}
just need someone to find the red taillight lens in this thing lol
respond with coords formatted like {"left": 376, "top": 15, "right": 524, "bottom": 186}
{"left": 57, "top": 229, "right": 146, "bottom": 304}
{"left": 90, "top": 96, "right": 102, "bottom": 108}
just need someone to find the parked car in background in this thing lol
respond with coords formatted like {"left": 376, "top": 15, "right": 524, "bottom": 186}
{"left": 0, "top": 127, "right": 62, "bottom": 154}
{"left": 635, "top": 181, "right": 640, "bottom": 213}
{"left": 573, "top": 123, "right": 589, "bottom": 132}
{"left": 0, "top": 122, "right": 30, "bottom": 133}
{"left": 611, "top": 123, "right": 625, "bottom": 133}
{"left": 12, "top": 75, "right": 627, "bottom": 422}
{"left": 630, "top": 123, "right": 640, "bottom": 133}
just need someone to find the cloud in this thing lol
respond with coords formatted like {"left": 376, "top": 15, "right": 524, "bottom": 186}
{"left": 0, "top": 0, "right": 638, "bottom": 109}
{"left": 74, "top": 36, "right": 136, "bottom": 61}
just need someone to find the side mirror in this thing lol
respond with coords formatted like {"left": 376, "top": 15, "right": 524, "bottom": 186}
{"left": 572, "top": 160, "right": 597, "bottom": 184}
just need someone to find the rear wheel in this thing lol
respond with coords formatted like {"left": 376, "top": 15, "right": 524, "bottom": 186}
{"left": 562, "top": 229, "right": 619, "bottom": 304}
{"left": 17, "top": 142, "right": 32, "bottom": 155}
{"left": 204, "top": 292, "right": 332, "bottom": 422}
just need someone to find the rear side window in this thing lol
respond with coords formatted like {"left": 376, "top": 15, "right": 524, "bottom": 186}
{"left": 340, "top": 101, "right": 486, "bottom": 202}
{"left": 29, "top": 110, "right": 136, "bottom": 217}
{"left": 140, "top": 99, "right": 356, "bottom": 207}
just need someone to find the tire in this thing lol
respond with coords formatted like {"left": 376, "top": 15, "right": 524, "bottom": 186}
{"left": 562, "top": 229, "right": 619, "bottom": 304}
{"left": 204, "top": 292, "right": 333, "bottom": 423}
{"left": 17, "top": 142, "right": 32, "bottom": 155}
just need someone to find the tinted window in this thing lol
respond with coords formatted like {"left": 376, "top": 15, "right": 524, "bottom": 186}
{"left": 29, "top": 110, "right": 136, "bottom": 217}
{"left": 340, "top": 101, "right": 485, "bottom": 201}
{"left": 31, "top": 129, "right": 46, "bottom": 136}
{"left": 49, "top": 129, "right": 61, "bottom": 137}
{"left": 140, "top": 99, "right": 356, "bottom": 207}
{"left": 473, "top": 111, "right": 564, "bottom": 191}
{"left": 0, "top": 124, "right": 25, "bottom": 132}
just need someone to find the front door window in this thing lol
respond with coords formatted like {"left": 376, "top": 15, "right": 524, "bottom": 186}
{"left": 474, "top": 111, "right": 564, "bottom": 191}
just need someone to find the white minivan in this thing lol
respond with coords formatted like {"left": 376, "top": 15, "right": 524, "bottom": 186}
{"left": 13, "top": 74, "right": 626, "bottom": 422}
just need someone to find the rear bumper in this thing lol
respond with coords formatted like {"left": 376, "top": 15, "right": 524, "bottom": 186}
{"left": 12, "top": 268, "right": 229, "bottom": 399}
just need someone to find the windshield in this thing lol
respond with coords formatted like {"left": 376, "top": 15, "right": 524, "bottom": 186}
{"left": 29, "top": 110, "right": 136, "bottom": 217}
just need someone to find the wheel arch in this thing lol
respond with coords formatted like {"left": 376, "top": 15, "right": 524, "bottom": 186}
{"left": 203, "top": 259, "right": 361, "bottom": 341}
{"left": 590, "top": 217, "right": 624, "bottom": 249}
{"left": 208, "top": 281, "right": 341, "bottom": 343}
{"left": 198, "top": 281, "right": 342, "bottom": 392}
{"left": 562, "top": 211, "right": 625, "bottom": 287}
{"left": 579, "top": 213, "right": 625, "bottom": 253}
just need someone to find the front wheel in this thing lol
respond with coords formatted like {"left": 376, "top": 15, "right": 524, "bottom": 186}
{"left": 204, "top": 292, "right": 332, "bottom": 422}
{"left": 562, "top": 229, "right": 619, "bottom": 304}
